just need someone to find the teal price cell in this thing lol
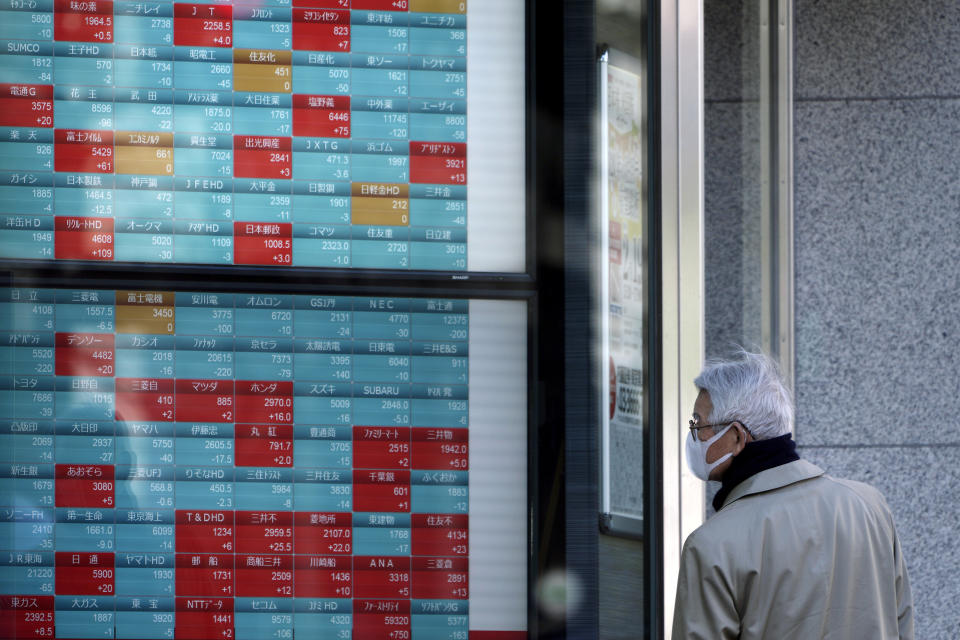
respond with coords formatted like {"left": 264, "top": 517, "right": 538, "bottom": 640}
{"left": 352, "top": 67, "right": 408, "bottom": 98}
{"left": 292, "top": 149, "right": 350, "bottom": 182}
{"left": 173, "top": 104, "right": 234, "bottom": 135}
{"left": 115, "top": 57, "right": 174, "bottom": 89}
{"left": 412, "top": 397, "right": 467, "bottom": 428}
{"left": 8, "top": 380, "right": 55, "bottom": 420}
{"left": 232, "top": 94, "right": 292, "bottom": 135}
{"left": 173, "top": 191, "right": 234, "bottom": 223}
{"left": 115, "top": 100, "right": 173, "bottom": 131}
{"left": 174, "top": 349, "right": 235, "bottom": 379}
{"left": 410, "top": 70, "right": 465, "bottom": 100}
{"left": 291, "top": 189, "right": 351, "bottom": 224}
{"left": 353, "top": 312, "right": 410, "bottom": 340}
{"left": 409, "top": 26, "right": 466, "bottom": 56}
{"left": 115, "top": 553, "right": 174, "bottom": 597}
{"left": 53, "top": 292, "right": 115, "bottom": 332}
{"left": 54, "top": 516, "right": 115, "bottom": 553}
{"left": 53, "top": 185, "right": 114, "bottom": 218}
{"left": 412, "top": 356, "right": 467, "bottom": 385}
{"left": 0, "top": 228, "right": 54, "bottom": 260}
{"left": 54, "top": 435, "right": 114, "bottom": 466}
{"left": 114, "top": 512, "right": 175, "bottom": 553}
{"left": 0, "top": 10, "right": 55, "bottom": 41}
{"left": 292, "top": 304, "right": 352, "bottom": 338}
{"left": 0, "top": 465, "right": 55, "bottom": 509}
{"left": 0, "top": 428, "right": 55, "bottom": 464}
{"left": 0, "top": 339, "right": 55, "bottom": 377}
{"left": 114, "top": 14, "right": 174, "bottom": 46}
{"left": 292, "top": 236, "right": 353, "bottom": 267}
{"left": 115, "top": 609, "right": 176, "bottom": 640}
{"left": 235, "top": 301, "right": 294, "bottom": 337}
{"left": 351, "top": 238, "right": 412, "bottom": 269}
{"left": 351, "top": 24, "right": 409, "bottom": 55}
{"left": 412, "top": 483, "right": 468, "bottom": 514}
{"left": 173, "top": 60, "right": 233, "bottom": 91}
{"left": 0, "top": 186, "right": 54, "bottom": 216}
{"left": 234, "top": 190, "right": 293, "bottom": 223}
{"left": 353, "top": 524, "right": 410, "bottom": 556}
{"left": 173, "top": 481, "right": 234, "bottom": 511}
{"left": 293, "top": 349, "right": 352, "bottom": 382}
{"left": 115, "top": 349, "right": 175, "bottom": 380}
{"left": 236, "top": 599, "right": 294, "bottom": 640}
{"left": 410, "top": 112, "right": 466, "bottom": 143}
{"left": 351, "top": 110, "right": 409, "bottom": 141}
{"left": 410, "top": 239, "right": 467, "bottom": 270}
{"left": 116, "top": 186, "right": 175, "bottom": 220}
{"left": 232, "top": 6, "right": 293, "bottom": 49}
{"left": 411, "top": 312, "right": 468, "bottom": 341}
{"left": 293, "top": 425, "right": 351, "bottom": 469}
{"left": 413, "top": 613, "right": 469, "bottom": 640}
{"left": 115, "top": 476, "right": 174, "bottom": 511}
{"left": 293, "top": 598, "right": 352, "bottom": 639}
{"left": 54, "top": 390, "right": 115, "bottom": 423}
{"left": 293, "top": 469, "right": 351, "bottom": 511}
{"left": 172, "top": 308, "right": 234, "bottom": 337}
{"left": 0, "top": 556, "right": 54, "bottom": 595}
{"left": 291, "top": 65, "right": 351, "bottom": 96}
{"left": 293, "top": 391, "right": 352, "bottom": 426}
{"left": 2, "top": 292, "right": 56, "bottom": 330}
{"left": 115, "top": 232, "right": 176, "bottom": 263}
{"left": 352, "top": 355, "right": 411, "bottom": 384}
{"left": 0, "top": 141, "right": 53, "bottom": 172}
{"left": 172, "top": 233, "right": 234, "bottom": 265}
{"left": 53, "top": 609, "right": 114, "bottom": 640}
{"left": 174, "top": 146, "right": 234, "bottom": 178}
{"left": 174, "top": 440, "right": 234, "bottom": 468}
{"left": 0, "top": 510, "right": 54, "bottom": 553}
{"left": 351, "top": 152, "right": 408, "bottom": 183}
{"left": 354, "top": 394, "right": 410, "bottom": 427}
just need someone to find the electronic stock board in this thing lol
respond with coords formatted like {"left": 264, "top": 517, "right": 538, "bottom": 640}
{"left": 0, "top": 0, "right": 526, "bottom": 273}
{"left": 0, "top": 1, "right": 530, "bottom": 639}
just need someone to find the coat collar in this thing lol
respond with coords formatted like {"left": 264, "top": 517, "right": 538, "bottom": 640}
{"left": 720, "top": 459, "right": 825, "bottom": 510}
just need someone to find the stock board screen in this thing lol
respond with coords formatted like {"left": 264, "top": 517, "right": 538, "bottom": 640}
{"left": 0, "top": 288, "right": 529, "bottom": 639}
{"left": 0, "top": 0, "right": 527, "bottom": 272}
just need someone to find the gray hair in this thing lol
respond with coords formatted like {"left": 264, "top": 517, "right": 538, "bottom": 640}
{"left": 693, "top": 349, "right": 793, "bottom": 440}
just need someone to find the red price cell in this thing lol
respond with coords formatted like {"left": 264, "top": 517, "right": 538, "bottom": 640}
{"left": 0, "top": 596, "right": 54, "bottom": 639}
{"left": 412, "top": 427, "right": 468, "bottom": 470}
{"left": 294, "top": 555, "right": 352, "bottom": 598}
{"left": 176, "top": 511, "right": 235, "bottom": 553}
{"left": 353, "top": 469, "right": 411, "bottom": 512}
{"left": 54, "top": 0, "right": 114, "bottom": 42}
{"left": 293, "top": 94, "right": 350, "bottom": 137}
{"left": 54, "top": 332, "right": 115, "bottom": 376}
{"left": 353, "top": 599, "right": 411, "bottom": 640}
{"left": 175, "top": 554, "right": 234, "bottom": 596}
{"left": 235, "top": 381, "right": 294, "bottom": 424}
{"left": 235, "top": 555, "right": 293, "bottom": 597}
{"left": 55, "top": 464, "right": 114, "bottom": 508}
{"left": 354, "top": 426, "right": 410, "bottom": 469}
{"left": 55, "top": 552, "right": 115, "bottom": 596}
{"left": 412, "top": 514, "right": 468, "bottom": 556}
{"left": 175, "top": 379, "right": 235, "bottom": 422}
{"left": 54, "top": 129, "right": 114, "bottom": 173}
{"left": 233, "top": 222, "right": 293, "bottom": 266}
{"left": 236, "top": 511, "right": 293, "bottom": 554}
{"left": 410, "top": 141, "right": 467, "bottom": 185}
{"left": 175, "top": 597, "right": 234, "bottom": 640}
{"left": 294, "top": 512, "right": 352, "bottom": 555}
{"left": 292, "top": 0, "right": 349, "bottom": 9}
{"left": 55, "top": 216, "right": 114, "bottom": 261}
{"left": 352, "top": 0, "right": 408, "bottom": 10}
{"left": 0, "top": 84, "right": 53, "bottom": 127}
{"left": 115, "top": 377, "right": 175, "bottom": 421}
{"left": 174, "top": 3, "right": 233, "bottom": 47}
{"left": 354, "top": 556, "right": 410, "bottom": 599}
{"left": 235, "top": 424, "right": 293, "bottom": 467}
{"left": 292, "top": 9, "right": 350, "bottom": 51}
{"left": 233, "top": 135, "right": 291, "bottom": 178}
{"left": 412, "top": 556, "right": 469, "bottom": 599}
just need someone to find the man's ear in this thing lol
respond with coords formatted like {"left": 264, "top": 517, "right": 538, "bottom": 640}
{"left": 733, "top": 423, "right": 750, "bottom": 452}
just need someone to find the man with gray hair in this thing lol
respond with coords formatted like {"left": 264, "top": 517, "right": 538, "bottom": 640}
{"left": 673, "top": 350, "right": 914, "bottom": 639}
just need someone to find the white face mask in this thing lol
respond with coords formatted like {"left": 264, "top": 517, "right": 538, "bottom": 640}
{"left": 685, "top": 423, "right": 736, "bottom": 481}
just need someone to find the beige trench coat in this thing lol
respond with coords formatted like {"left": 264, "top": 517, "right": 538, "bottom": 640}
{"left": 672, "top": 459, "right": 914, "bottom": 639}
